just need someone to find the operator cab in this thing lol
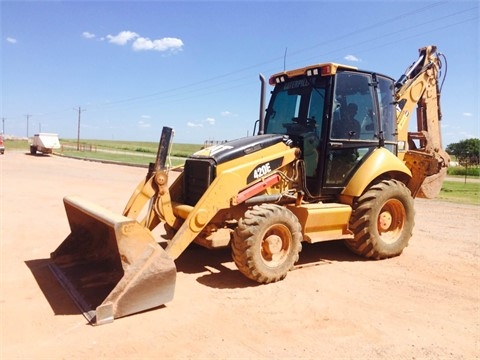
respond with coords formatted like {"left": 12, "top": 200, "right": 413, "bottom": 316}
{"left": 264, "top": 63, "right": 397, "bottom": 197}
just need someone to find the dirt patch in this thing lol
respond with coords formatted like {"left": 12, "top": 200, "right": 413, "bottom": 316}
{"left": 1, "top": 151, "right": 479, "bottom": 359}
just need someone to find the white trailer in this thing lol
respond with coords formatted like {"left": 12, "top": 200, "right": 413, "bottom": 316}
{"left": 30, "top": 133, "right": 61, "bottom": 155}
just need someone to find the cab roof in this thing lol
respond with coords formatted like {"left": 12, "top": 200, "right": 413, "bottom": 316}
{"left": 269, "top": 62, "right": 359, "bottom": 85}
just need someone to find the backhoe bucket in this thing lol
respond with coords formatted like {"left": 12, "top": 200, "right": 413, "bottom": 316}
{"left": 50, "top": 195, "right": 176, "bottom": 325}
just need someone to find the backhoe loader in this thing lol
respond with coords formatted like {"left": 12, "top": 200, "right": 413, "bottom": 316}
{"left": 50, "top": 45, "right": 450, "bottom": 325}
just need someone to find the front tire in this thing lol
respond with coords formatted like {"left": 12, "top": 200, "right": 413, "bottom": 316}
{"left": 232, "top": 204, "right": 302, "bottom": 283}
{"left": 346, "top": 179, "right": 415, "bottom": 259}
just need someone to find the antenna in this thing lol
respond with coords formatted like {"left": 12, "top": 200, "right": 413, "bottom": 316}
{"left": 283, "top": 47, "right": 288, "bottom": 71}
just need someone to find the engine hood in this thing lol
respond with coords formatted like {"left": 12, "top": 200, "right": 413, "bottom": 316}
{"left": 191, "top": 134, "right": 290, "bottom": 165}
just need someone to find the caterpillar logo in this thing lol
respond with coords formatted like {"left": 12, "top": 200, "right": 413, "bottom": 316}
{"left": 247, "top": 157, "right": 284, "bottom": 184}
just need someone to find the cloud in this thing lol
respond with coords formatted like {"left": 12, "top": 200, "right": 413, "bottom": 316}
{"left": 459, "top": 130, "right": 476, "bottom": 138}
{"left": 133, "top": 37, "right": 184, "bottom": 52}
{"left": 221, "top": 111, "right": 238, "bottom": 117}
{"left": 205, "top": 117, "right": 215, "bottom": 125}
{"left": 462, "top": 112, "right": 473, "bottom": 117}
{"left": 99, "top": 30, "right": 183, "bottom": 53}
{"left": 138, "top": 115, "right": 151, "bottom": 128}
{"left": 138, "top": 120, "right": 151, "bottom": 128}
{"left": 6, "top": 37, "right": 17, "bottom": 44}
{"left": 344, "top": 54, "right": 361, "bottom": 62}
{"left": 106, "top": 31, "right": 139, "bottom": 45}
{"left": 82, "top": 31, "right": 96, "bottom": 39}
{"left": 187, "top": 117, "right": 214, "bottom": 127}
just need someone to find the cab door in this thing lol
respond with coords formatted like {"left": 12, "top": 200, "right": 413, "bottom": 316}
{"left": 323, "top": 71, "right": 382, "bottom": 191}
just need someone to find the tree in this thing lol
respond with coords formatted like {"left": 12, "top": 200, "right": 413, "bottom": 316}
{"left": 446, "top": 138, "right": 480, "bottom": 182}
{"left": 446, "top": 138, "right": 480, "bottom": 166}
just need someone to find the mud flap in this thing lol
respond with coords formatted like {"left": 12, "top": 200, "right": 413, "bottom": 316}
{"left": 50, "top": 195, "right": 176, "bottom": 325}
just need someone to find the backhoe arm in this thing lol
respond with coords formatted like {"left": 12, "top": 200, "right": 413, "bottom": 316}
{"left": 394, "top": 45, "right": 450, "bottom": 198}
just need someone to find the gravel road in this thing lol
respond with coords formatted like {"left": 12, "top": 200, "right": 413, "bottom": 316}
{"left": 1, "top": 151, "right": 478, "bottom": 359}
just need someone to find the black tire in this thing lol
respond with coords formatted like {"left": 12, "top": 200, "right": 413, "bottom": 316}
{"left": 346, "top": 179, "right": 415, "bottom": 259}
{"left": 30, "top": 145, "right": 36, "bottom": 155}
{"left": 232, "top": 204, "right": 302, "bottom": 283}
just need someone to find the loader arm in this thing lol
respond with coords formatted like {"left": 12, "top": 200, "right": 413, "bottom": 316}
{"left": 123, "top": 127, "right": 177, "bottom": 228}
{"left": 394, "top": 45, "right": 450, "bottom": 198}
{"left": 165, "top": 143, "right": 299, "bottom": 259}
{"left": 48, "top": 127, "right": 179, "bottom": 324}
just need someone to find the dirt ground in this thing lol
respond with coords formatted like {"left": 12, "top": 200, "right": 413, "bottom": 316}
{"left": 1, "top": 150, "right": 479, "bottom": 359}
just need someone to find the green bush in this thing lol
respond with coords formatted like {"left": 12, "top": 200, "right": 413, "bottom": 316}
{"left": 135, "top": 147, "right": 153, "bottom": 153}
{"left": 447, "top": 166, "right": 480, "bottom": 177}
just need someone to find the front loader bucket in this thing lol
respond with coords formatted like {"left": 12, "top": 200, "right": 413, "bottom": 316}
{"left": 50, "top": 195, "right": 176, "bottom": 325}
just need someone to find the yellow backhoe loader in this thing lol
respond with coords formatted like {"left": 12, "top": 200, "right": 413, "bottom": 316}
{"left": 50, "top": 45, "right": 449, "bottom": 325}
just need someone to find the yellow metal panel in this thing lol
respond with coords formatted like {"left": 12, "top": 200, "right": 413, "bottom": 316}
{"left": 288, "top": 203, "right": 352, "bottom": 243}
{"left": 342, "top": 148, "right": 411, "bottom": 197}
{"left": 165, "top": 143, "right": 298, "bottom": 260}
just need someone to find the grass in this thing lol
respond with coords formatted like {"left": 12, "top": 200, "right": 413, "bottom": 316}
{"left": 62, "top": 139, "right": 202, "bottom": 158}
{"left": 4, "top": 138, "right": 479, "bottom": 205}
{"left": 4, "top": 138, "right": 202, "bottom": 167}
{"left": 60, "top": 139, "right": 202, "bottom": 167}
{"left": 3, "top": 138, "right": 30, "bottom": 151}
{"left": 59, "top": 149, "right": 161, "bottom": 166}
{"left": 437, "top": 180, "right": 480, "bottom": 205}
{"left": 447, "top": 165, "right": 480, "bottom": 177}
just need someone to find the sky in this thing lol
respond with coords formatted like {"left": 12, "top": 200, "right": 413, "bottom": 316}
{"left": 1, "top": 0, "right": 478, "bottom": 145}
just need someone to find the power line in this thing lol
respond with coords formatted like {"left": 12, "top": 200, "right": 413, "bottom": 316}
{"left": 4, "top": 2, "right": 477, "bottom": 127}
{"left": 295, "top": 11, "right": 479, "bottom": 70}
{"left": 84, "top": 2, "right": 476, "bottom": 112}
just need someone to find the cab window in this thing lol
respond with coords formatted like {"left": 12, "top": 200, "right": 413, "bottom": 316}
{"left": 331, "top": 72, "right": 378, "bottom": 141}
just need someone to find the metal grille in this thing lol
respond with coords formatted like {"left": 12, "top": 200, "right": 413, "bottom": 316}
{"left": 183, "top": 158, "right": 216, "bottom": 206}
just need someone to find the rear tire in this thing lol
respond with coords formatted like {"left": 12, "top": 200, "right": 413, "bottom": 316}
{"left": 345, "top": 179, "right": 414, "bottom": 259}
{"left": 232, "top": 204, "right": 302, "bottom": 283}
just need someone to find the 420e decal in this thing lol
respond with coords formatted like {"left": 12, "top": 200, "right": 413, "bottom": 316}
{"left": 247, "top": 157, "right": 284, "bottom": 183}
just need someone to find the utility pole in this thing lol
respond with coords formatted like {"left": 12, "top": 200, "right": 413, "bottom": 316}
{"left": 1, "top": 117, "right": 5, "bottom": 134}
{"left": 74, "top": 107, "right": 86, "bottom": 151}
{"left": 25, "top": 114, "right": 32, "bottom": 138}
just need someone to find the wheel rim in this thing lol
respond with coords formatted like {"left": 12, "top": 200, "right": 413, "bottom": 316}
{"left": 260, "top": 224, "right": 291, "bottom": 267}
{"left": 377, "top": 199, "right": 406, "bottom": 244}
